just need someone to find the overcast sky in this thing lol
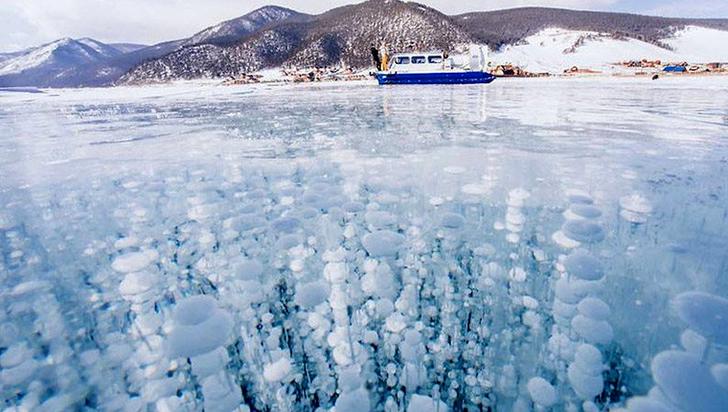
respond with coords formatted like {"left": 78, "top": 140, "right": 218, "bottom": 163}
{"left": 2, "top": 0, "right": 727, "bottom": 52}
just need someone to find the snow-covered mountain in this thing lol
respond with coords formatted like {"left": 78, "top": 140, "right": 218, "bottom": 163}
{"left": 122, "top": 0, "right": 728, "bottom": 84}
{"left": 0, "top": 38, "right": 132, "bottom": 86}
{"left": 108, "top": 43, "right": 148, "bottom": 54}
{"left": 121, "top": 0, "right": 474, "bottom": 83}
{"left": 492, "top": 26, "right": 728, "bottom": 73}
{"left": 3, "top": 1, "right": 728, "bottom": 87}
{"left": 0, "top": 6, "right": 304, "bottom": 88}
{"left": 185, "top": 5, "right": 309, "bottom": 46}
{"left": 0, "top": 51, "right": 23, "bottom": 64}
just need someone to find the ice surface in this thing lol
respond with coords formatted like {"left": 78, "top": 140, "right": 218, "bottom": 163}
{"left": 1, "top": 78, "right": 728, "bottom": 411}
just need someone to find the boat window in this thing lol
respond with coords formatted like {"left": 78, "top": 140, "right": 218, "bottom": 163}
{"left": 411, "top": 56, "right": 426, "bottom": 64}
{"left": 428, "top": 55, "right": 443, "bottom": 64}
{"left": 395, "top": 56, "right": 410, "bottom": 64}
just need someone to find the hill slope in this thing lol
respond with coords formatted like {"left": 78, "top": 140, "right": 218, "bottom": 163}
{"left": 0, "top": 38, "right": 131, "bottom": 87}
{"left": 121, "top": 0, "right": 474, "bottom": 83}
{"left": 491, "top": 26, "right": 728, "bottom": 73}
{"left": 123, "top": 2, "right": 728, "bottom": 84}
{"left": 458, "top": 7, "right": 728, "bottom": 49}
{"left": 0, "top": 5, "right": 305, "bottom": 88}
{"left": 185, "top": 5, "right": 310, "bottom": 46}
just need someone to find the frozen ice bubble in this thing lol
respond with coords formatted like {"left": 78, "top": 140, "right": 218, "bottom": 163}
{"left": 141, "top": 378, "right": 179, "bottom": 402}
{"left": 577, "top": 297, "right": 611, "bottom": 321}
{"left": 507, "top": 188, "right": 530, "bottom": 207}
{"left": 235, "top": 259, "right": 263, "bottom": 281}
{"left": 528, "top": 377, "right": 557, "bottom": 407}
{"left": 564, "top": 250, "right": 605, "bottom": 281}
{"left": 712, "top": 364, "right": 728, "bottom": 391}
{"left": 343, "top": 201, "right": 365, "bottom": 213}
{"left": 191, "top": 347, "right": 229, "bottom": 378}
{"left": 0, "top": 343, "right": 31, "bottom": 368}
{"left": 440, "top": 213, "right": 465, "bottom": 229}
{"left": 506, "top": 209, "right": 526, "bottom": 227}
{"left": 555, "top": 278, "right": 590, "bottom": 305}
{"left": 339, "top": 366, "right": 365, "bottom": 391}
{"left": 552, "top": 230, "right": 581, "bottom": 248}
{"left": 652, "top": 350, "right": 728, "bottom": 412}
{"left": 271, "top": 216, "right": 302, "bottom": 234}
{"left": 111, "top": 249, "right": 159, "bottom": 273}
{"left": 620, "top": 194, "right": 653, "bottom": 214}
{"left": 0, "top": 210, "right": 17, "bottom": 229}
{"left": 114, "top": 236, "right": 139, "bottom": 249}
{"left": 672, "top": 291, "right": 728, "bottom": 345}
{"left": 168, "top": 295, "right": 233, "bottom": 358}
{"left": 38, "top": 394, "right": 80, "bottom": 412}
{"left": 275, "top": 234, "right": 303, "bottom": 250}
{"left": 562, "top": 220, "right": 605, "bottom": 243}
{"left": 461, "top": 183, "right": 489, "bottom": 195}
{"left": 623, "top": 397, "right": 672, "bottom": 412}
{"left": 385, "top": 312, "right": 407, "bottom": 333}
{"left": 173, "top": 295, "right": 216, "bottom": 324}
{"left": 362, "top": 230, "right": 405, "bottom": 257}
{"left": 324, "top": 262, "right": 348, "bottom": 283}
{"left": 567, "top": 191, "right": 594, "bottom": 205}
{"left": 296, "top": 206, "right": 320, "bottom": 220}
{"left": 553, "top": 299, "right": 578, "bottom": 319}
{"left": 10, "top": 281, "right": 51, "bottom": 296}
{"left": 574, "top": 344, "right": 604, "bottom": 374}
{"left": 295, "top": 280, "right": 330, "bottom": 309}
{"left": 201, "top": 372, "right": 242, "bottom": 412}
{"left": 568, "top": 204, "right": 602, "bottom": 220}
{"left": 567, "top": 362, "right": 603, "bottom": 400}
{"left": 263, "top": 357, "right": 292, "bottom": 383}
{"left": 335, "top": 387, "right": 370, "bottom": 412}
{"left": 620, "top": 210, "right": 650, "bottom": 224}
{"left": 572, "top": 315, "right": 614, "bottom": 344}
{"left": 443, "top": 166, "right": 466, "bottom": 174}
{"left": 680, "top": 329, "right": 707, "bottom": 356}
{"left": 619, "top": 194, "right": 652, "bottom": 224}
{"left": 407, "top": 394, "right": 449, "bottom": 412}
{"left": 0, "top": 358, "right": 38, "bottom": 386}
{"left": 119, "top": 271, "right": 157, "bottom": 298}
{"left": 365, "top": 210, "right": 397, "bottom": 228}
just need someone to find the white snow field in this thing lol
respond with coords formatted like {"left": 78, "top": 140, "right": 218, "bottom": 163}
{"left": 491, "top": 26, "right": 728, "bottom": 73}
{"left": 1, "top": 78, "right": 728, "bottom": 411}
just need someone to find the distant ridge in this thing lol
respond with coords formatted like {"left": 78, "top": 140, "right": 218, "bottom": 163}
{"left": 457, "top": 7, "right": 728, "bottom": 49}
{"left": 2, "top": 1, "right": 727, "bottom": 87}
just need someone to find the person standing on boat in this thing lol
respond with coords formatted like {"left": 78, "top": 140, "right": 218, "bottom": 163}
{"left": 370, "top": 44, "right": 381, "bottom": 71}
{"left": 380, "top": 42, "right": 389, "bottom": 71}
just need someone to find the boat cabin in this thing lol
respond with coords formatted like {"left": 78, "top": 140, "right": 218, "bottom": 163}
{"left": 387, "top": 52, "right": 449, "bottom": 72}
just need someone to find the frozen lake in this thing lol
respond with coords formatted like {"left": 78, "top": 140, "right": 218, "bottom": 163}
{"left": 1, "top": 78, "right": 728, "bottom": 411}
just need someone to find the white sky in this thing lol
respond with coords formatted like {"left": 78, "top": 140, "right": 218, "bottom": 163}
{"left": 2, "top": 0, "right": 726, "bottom": 52}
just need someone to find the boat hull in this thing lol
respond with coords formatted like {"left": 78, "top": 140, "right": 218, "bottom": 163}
{"left": 376, "top": 71, "right": 496, "bottom": 85}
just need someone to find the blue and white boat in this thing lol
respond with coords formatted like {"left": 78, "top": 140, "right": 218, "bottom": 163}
{"left": 375, "top": 49, "right": 495, "bottom": 85}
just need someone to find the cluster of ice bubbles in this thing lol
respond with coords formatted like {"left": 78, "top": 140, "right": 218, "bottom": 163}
{"left": 1, "top": 160, "right": 727, "bottom": 412}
